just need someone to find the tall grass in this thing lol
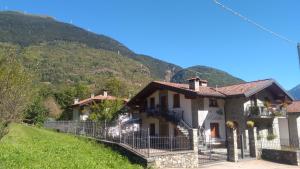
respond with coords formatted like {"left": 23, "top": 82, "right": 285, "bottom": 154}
{"left": 0, "top": 123, "right": 142, "bottom": 169}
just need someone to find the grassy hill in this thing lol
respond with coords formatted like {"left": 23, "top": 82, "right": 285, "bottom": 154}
{"left": 171, "top": 65, "right": 244, "bottom": 87}
{"left": 0, "top": 11, "right": 181, "bottom": 81}
{"left": 0, "top": 124, "right": 142, "bottom": 169}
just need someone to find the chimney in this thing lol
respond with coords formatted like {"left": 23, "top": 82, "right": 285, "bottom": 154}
{"left": 200, "top": 79, "right": 208, "bottom": 87}
{"left": 91, "top": 93, "right": 95, "bottom": 98}
{"left": 74, "top": 98, "right": 79, "bottom": 104}
{"left": 103, "top": 90, "right": 108, "bottom": 97}
{"left": 188, "top": 77, "right": 200, "bottom": 91}
{"left": 188, "top": 77, "right": 208, "bottom": 90}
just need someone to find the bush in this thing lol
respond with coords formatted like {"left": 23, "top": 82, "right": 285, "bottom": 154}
{"left": 267, "top": 134, "right": 277, "bottom": 140}
{"left": 23, "top": 98, "right": 49, "bottom": 126}
{"left": 273, "top": 111, "right": 283, "bottom": 117}
{"left": 226, "top": 121, "right": 235, "bottom": 129}
{"left": 246, "top": 120, "right": 255, "bottom": 128}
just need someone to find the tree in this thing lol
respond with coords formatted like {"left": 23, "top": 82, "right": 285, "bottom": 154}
{"left": 23, "top": 95, "right": 49, "bottom": 126}
{"left": 89, "top": 99, "right": 124, "bottom": 122}
{"left": 0, "top": 53, "right": 33, "bottom": 138}
{"left": 55, "top": 84, "right": 90, "bottom": 120}
{"left": 0, "top": 56, "right": 32, "bottom": 122}
{"left": 104, "top": 77, "right": 122, "bottom": 97}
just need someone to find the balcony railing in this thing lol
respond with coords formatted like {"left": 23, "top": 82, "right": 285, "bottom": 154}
{"left": 145, "top": 106, "right": 184, "bottom": 123}
{"left": 246, "top": 104, "right": 287, "bottom": 118}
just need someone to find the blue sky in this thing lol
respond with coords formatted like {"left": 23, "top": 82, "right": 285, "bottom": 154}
{"left": 1, "top": 0, "right": 299, "bottom": 90}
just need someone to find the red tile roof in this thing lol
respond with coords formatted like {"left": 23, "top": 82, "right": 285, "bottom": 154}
{"left": 287, "top": 101, "right": 300, "bottom": 113}
{"left": 72, "top": 94, "right": 127, "bottom": 107}
{"left": 154, "top": 81, "right": 225, "bottom": 97}
{"left": 127, "top": 78, "right": 293, "bottom": 106}
{"left": 216, "top": 79, "right": 274, "bottom": 96}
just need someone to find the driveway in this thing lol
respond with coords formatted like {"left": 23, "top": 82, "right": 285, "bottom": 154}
{"left": 166, "top": 160, "right": 299, "bottom": 169}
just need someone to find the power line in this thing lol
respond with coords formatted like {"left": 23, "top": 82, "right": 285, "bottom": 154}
{"left": 213, "top": 0, "right": 297, "bottom": 45}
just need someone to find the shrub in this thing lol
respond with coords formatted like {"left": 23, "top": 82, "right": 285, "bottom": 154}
{"left": 267, "top": 134, "right": 277, "bottom": 140}
{"left": 273, "top": 111, "right": 283, "bottom": 117}
{"left": 226, "top": 121, "right": 235, "bottom": 129}
{"left": 246, "top": 120, "right": 255, "bottom": 128}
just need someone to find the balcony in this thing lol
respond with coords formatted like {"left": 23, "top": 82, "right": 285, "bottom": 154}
{"left": 246, "top": 104, "right": 287, "bottom": 118}
{"left": 145, "top": 105, "right": 184, "bottom": 123}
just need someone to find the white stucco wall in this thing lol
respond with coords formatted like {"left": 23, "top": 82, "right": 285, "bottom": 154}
{"left": 278, "top": 118, "right": 289, "bottom": 145}
{"left": 199, "top": 98, "right": 226, "bottom": 142}
{"left": 139, "top": 113, "right": 160, "bottom": 136}
{"left": 145, "top": 90, "right": 192, "bottom": 126}
{"left": 147, "top": 91, "right": 160, "bottom": 108}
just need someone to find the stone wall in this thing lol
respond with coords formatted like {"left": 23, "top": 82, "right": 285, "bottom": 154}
{"left": 148, "top": 151, "right": 198, "bottom": 168}
{"left": 261, "top": 149, "right": 300, "bottom": 166}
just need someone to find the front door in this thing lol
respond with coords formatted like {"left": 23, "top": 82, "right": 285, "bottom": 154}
{"left": 210, "top": 123, "right": 220, "bottom": 138}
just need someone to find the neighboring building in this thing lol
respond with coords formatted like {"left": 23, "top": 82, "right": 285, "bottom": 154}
{"left": 287, "top": 101, "right": 300, "bottom": 147}
{"left": 127, "top": 77, "right": 293, "bottom": 145}
{"left": 71, "top": 90, "right": 128, "bottom": 121}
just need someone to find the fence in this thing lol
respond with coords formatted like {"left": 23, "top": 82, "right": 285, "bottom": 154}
{"left": 44, "top": 121, "right": 192, "bottom": 157}
{"left": 257, "top": 137, "right": 300, "bottom": 151}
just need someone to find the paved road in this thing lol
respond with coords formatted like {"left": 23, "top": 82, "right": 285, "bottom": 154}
{"left": 166, "top": 160, "right": 299, "bottom": 169}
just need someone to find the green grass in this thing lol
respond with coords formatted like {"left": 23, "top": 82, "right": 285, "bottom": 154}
{"left": 0, "top": 124, "right": 143, "bottom": 169}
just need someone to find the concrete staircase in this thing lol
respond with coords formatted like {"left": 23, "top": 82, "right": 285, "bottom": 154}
{"left": 176, "top": 120, "right": 192, "bottom": 137}
{"left": 177, "top": 124, "right": 189, "bottom": 137}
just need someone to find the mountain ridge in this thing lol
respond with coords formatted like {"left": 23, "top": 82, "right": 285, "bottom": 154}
{"left": 171, "top": 65, "right": 245, "bottom": 87}
{"left": 0, "top": 11, "right": 244, "bottom": 94}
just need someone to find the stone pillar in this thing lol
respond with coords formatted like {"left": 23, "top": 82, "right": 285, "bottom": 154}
{"left": 272, "top": 117, "right": 281, "bottom": 147}
{"left": 227, "top": 128, "right": 238, "bottom": 162}
{"left": 244, "top": 129, "right": 249, "bottom": 151}
{"left": 188, "top": 129, "right": 199, "bottom": 168}
{"left": 190, "top": 129, "right": 199, "bottom": 153}
{"left": 249, "top": 127, "right": 258, "bottom": 158}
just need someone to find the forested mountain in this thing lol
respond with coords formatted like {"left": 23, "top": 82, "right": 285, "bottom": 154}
{"left": 0, "top": 11, "right": 248, "bottom": 122}
{"left": 0, "top": 11, "right": 181, "bottom": 81}
{"left": 0, "top": 11, "right": 244, "bottom": 93}
{"left": 289, "top": 85, "right": 300, "bottom": 100}
{"left": 171, "top": 65, "right": 244, "bottom": 87}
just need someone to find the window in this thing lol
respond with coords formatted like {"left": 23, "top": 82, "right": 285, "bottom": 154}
{"left": 150, "top": 97, "right": 155, "bottom": 109}
{"left": 173, "top": 94, "right": 180, "bottom": 108}
{"left": 209, "top": 99, "right": 218, "bottom": 107}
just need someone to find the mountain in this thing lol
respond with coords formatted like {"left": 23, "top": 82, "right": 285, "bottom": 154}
{"left": 0, "top": 11, "right": 181, "bottom": 80}
{"left": 0, "top": 11, "right": 244, "bottom": 93}
{"left": 289, "top": 85, "right": 300, "bottom": 100}
{"left": 171, "top": 65, "right": 245, "bottom": 87}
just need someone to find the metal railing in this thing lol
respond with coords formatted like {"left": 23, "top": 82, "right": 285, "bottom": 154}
{"left": 246, "top": 105, "right": 287, "bottom": 118}
{"left": 145, "top": 107, "right": 184, "bottom": 123}
{"left": 44, "top": 121, "right": 192, "bottom": 157}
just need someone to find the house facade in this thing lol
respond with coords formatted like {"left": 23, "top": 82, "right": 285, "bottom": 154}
{"left": 127, "top": 77, "right": 293, "bottom": 145}
{"left": 71, "top": 90, "right": 128, "bottom": 121}
{"left": 287, "top": 101, "right": 300, "bottom": 147}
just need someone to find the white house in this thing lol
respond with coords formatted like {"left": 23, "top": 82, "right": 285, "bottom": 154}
{"left": 127, "top": 77, "right": 293, "bottom": 145}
